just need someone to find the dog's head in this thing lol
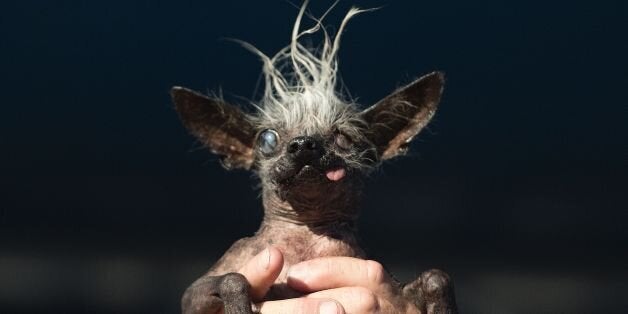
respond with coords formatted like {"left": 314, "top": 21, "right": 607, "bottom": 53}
{"left": 171, "top": 4, "right": 444, "bottom": 223}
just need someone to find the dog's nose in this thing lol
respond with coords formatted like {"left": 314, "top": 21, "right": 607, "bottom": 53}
{"left": 287, "top": 136, "right": 323, "bottom": 163}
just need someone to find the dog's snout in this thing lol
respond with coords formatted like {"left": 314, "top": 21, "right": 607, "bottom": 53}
{"left": 287, "top": 136, "right": 322, "bottom": 163}
{"left": 287, "top": 136, "right": 317, "bottom": 153}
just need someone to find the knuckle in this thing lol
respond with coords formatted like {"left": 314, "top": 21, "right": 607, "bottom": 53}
{"left": 351, "top": 287, "right": 380, "bottom": 313}
{"left": 365, "top": 260, "right": 386, "bottom": 285}
{"left": 324, "top": 258, "right": 337, "bottom": 274}
{"left": 296, "top": 298, "right": 323, "bottom": 314}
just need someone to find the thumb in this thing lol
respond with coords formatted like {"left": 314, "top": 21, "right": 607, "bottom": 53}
{"left": 237, "top": 247, "right": 284, "bottom": 300}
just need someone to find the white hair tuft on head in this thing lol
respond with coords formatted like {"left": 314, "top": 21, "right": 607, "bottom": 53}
{"left": 234, "top": 0, "right": 372, "bottom": 138}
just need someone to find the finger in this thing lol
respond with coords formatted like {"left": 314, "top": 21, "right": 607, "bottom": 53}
{"left": 237, "top": 247, "right": 284, "bottom": 300}
{"left": 306, "top": 287, "right": 396, "bottom": 314}
{"left": 256, "top": 297, "right": 344, "bottom": 314}
{"left": 287, "top": 257, "right": 392, "bottom": 293}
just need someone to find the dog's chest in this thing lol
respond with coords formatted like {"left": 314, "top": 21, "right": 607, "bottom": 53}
{"left": 267, "top": 229, "right": 363, "bottom": 264}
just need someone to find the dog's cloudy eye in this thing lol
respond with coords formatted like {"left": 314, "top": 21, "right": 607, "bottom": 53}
{"left": 259, "top": 129, "right": 279, "bottom": 155}
{"left": 335, "top": 133, "right": 352, "bottom": 150}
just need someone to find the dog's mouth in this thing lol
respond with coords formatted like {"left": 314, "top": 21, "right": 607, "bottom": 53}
{"left": 273, "top": 157, "right": 347, "bottom": 186}
{"left": 294, "top": 164, "right": 346, "bottom": 181}
{"left": 324, "top": 167, "right": 346, "bottom": 181}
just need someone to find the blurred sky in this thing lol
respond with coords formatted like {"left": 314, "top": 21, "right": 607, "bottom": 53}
{"left": 1, "top": 1, "right": 626, "bottom": 313}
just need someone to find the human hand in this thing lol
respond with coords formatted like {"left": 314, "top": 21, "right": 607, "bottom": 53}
{"left": 185, "top": 246, "right": 456, "bottom": 313}
{"left": 236, "top": 247, "right": 345, "bottom": 313}
{"left": 241, "top": 248, "right": 456, "bottom": 314}
{"left": 280, "top": 257, "right": 456, "bottom": 314}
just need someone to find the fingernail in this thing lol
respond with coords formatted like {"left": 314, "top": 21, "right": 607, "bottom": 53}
{"left": 258, "top": 248, "right": 270, "bottom": 270}
{"left": 319, "top": 301, "right": 340, "bottom": 314}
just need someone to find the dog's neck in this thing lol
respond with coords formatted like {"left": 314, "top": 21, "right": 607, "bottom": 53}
{"left": 261, "top": 188, "right": 360, "bottom": 231}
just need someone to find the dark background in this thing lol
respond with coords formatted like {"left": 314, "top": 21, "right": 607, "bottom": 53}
{"left": 1, "top": 1, "right": 626, "bottom": 313}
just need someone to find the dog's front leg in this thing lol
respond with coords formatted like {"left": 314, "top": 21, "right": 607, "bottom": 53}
{"left": 181, "top": 272, "right": 254, "bottom": 314}
{"left": 403, "top": 269, "right": 458, "bottom": 314}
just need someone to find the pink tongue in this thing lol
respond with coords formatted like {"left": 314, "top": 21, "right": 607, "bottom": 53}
{"left": 325, "top": 168, "right": 346, "bottom": 181}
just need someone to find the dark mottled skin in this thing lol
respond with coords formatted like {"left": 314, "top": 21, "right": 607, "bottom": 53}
{"left": 175, "top": 72, "right": 458, "bottom": 314}
{"left": 210, "top": 220, "right": 365, "bottom": 300}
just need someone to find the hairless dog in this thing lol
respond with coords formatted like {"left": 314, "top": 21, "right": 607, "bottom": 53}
{"left": 172, "top": 2, "right": 458, "bottom": 313}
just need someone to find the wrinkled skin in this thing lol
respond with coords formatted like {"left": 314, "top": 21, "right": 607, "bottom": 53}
{"left": 173, "top": 72, "right": 458, "bottom": 313}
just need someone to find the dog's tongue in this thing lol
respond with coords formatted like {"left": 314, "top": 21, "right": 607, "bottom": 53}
{"left": 325, "top": 167, "right": 346, "bottom": 181}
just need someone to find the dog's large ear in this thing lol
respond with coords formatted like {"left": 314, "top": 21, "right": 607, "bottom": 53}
{"left": 171, "top": 86, "right": 257, "bottom": 169}
{"left": 360, "top": 72, "right": 444, "bottom": 160}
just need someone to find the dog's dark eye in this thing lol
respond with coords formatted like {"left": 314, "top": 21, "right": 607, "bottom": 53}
{"left": 259, "top": 129, "right": 279, "bottom": 155}
{"left": 335, "top": 133, "right": 352, "bottom": 150}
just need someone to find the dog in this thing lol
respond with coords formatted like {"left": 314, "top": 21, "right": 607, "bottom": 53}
{"left": 172, "top": 2, "right": 457, "bottom": 313}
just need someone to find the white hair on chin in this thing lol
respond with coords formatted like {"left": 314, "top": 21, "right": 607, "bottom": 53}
{"left": 234, "top": 0, "right": 372, "bottom": 138}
